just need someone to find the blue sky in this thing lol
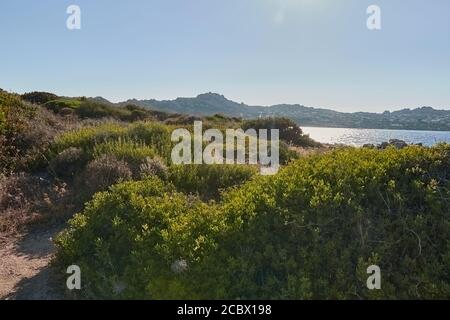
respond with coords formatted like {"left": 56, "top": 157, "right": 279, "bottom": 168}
{"left": 0, "top": 0, "right": 449, "bottom": 112}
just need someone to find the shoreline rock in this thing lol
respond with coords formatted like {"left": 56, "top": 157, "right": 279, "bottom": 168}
{"left": 363, "top": 139, "right": 423, "bottom": 150}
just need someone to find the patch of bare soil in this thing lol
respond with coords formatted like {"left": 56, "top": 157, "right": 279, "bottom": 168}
{"left": 0, "top": 224, "right": 64, "bottom": 300}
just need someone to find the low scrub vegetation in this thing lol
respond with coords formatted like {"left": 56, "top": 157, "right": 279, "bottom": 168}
{"left": 1, "top": 89, "right": 449, "bottom": 300}
{"left": 243, "top": 117, "right": 320, "bottom": 148}
{"left": 168, "top": 164, "right": 258, "bottom": 200}
{"left": 0, "top": 90, "right": 305, "bottom": 236}
{"left": 56, "top": 145, "right": 450, "bottom": 299}
{"left": 1, "top": 91, "right": 77, "bottom": 174}
{"left": 75, "top": 155, "right": 133, "bottom": 200}
{"left": 0, "top": 172, "right": 70, "bottom": 237}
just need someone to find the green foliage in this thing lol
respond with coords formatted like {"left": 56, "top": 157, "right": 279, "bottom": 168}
{"left": 77, "top": 101, "right": 132, "bottom": 120}
{"left": 49, "top": 122, "right": 172, "bottom": 180}
{"left": 52, "top": 123, "right": 127, "bottom": 153}
{"left": 210, "top": 145, "right": 450, "bottom": 299}
{"left": 0, "top": 92, "right": 34, "bottom": 134}
{"left": 56, "top": 177, "right": 223, "bottom": 299}
{"left": 7, "top": 90, "right": 448, "bottom": 300}
{"left": 168, "top": 164, "right": 258, "bottom": 200}
{"left": 93, "top": 138, "right": 157, "bottom": 170}
{"left": 44, "top": 98, "right": 82, "bottom": 112}
{"left": 0, "top": 108, "right": 5, "bottom": 133}
{"left": 21, "top": 91, "right": 59, "bottom": 105}
{"left": 53, "top": 122, "right": 172, "bottom": 157}
{"left": 0, "top": 91, "right": 37, "bottom": 172}
{"left": 243, "top": 117, "right": 320, "bottom": 147}
{"left": 202, "top": 114, "right": 242, "bottom": 130}
{"left": 43, "top": 97, "right": 154, "bottom": 122}
{"left": 279, "top": 141, "right": 299, "bottom": 165}
{"left": 56, "top": 145, "right": 450, "bottom": 299}
{"left": 121, "top": 104, "right": 154, "bottom": 122}
{"left": 125, "top": 122, "right": 173, "bottom": 159}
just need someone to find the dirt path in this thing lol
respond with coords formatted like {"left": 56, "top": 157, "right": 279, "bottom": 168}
{"left": 0, "top": 224, "right": 64, "bottom": 300}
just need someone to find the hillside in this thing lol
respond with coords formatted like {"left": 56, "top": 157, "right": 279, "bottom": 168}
{"left": 121, "top": 93, "right": 450, "bottom": 131}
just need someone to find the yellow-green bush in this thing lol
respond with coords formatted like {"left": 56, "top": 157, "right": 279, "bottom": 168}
{"left": 52, "top": 122, "right": 171, "bottom": 158}
{"left": 125, "top": 122, "right": 172, "bottom": 160}
{"left": 56, "top": 177, "right": 223, "bottom": 299}
{"left": 93, "top": 138, "right": 157, "bottom": 170}
{"left": 42, "top": 97, "right": 154, "bottom": 122}
{"left": 56, "top": 145, "right": 450, "bottom": 299}
{"left": 0, "top": 92, "right": 65, "bottom": 173}
{"left": 168, "top": 164, "right": 258, "bottom": 200}
{"left": 49, "top": 122, "right": 173, "bottom": 178}
{"left": 209, "top": 145, "right": 450, "bottom": 299}
{"left": 52, "top": 123, "right": 127, "bottom": 153}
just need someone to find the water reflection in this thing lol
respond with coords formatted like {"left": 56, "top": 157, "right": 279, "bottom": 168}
{"left": 302, "top": 127, "right": 450, "bottom": 147}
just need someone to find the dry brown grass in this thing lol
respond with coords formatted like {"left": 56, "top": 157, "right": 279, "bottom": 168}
{"left": 75, "top": 155, "right": 133, "bottom": 200}
{"left": 289, "top": 144, "right": 335, "bottom": 158}
{"left": 0, "top": 173, "right": 70, "bottom": 240}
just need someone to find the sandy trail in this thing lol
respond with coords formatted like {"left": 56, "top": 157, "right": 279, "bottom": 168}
{"left": 0, "top": 224, "right": 63, "bottom": 300}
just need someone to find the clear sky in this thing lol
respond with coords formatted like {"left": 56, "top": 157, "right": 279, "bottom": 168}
{"left": 0, "top": 0, "right": 449, "bottom": 112}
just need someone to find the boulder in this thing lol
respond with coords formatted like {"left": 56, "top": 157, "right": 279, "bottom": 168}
{"left": 388, "top": 139, "right": 408, "bottom": 149}
{"left": 375, "top": 139, "right": 409, "bottom": 149}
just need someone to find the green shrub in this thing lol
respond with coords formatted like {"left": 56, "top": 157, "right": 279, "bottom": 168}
{"left": 168, "top": 164, "right": 258, "bottom": 200}
{"left": 52, "top": 123, "right": 127, "bottom": 153}
{"left": 50, "top": 122, "right": 173, "bottom": 176}
{"left": 44, "top": 98, "right": 81, "bottom": 113}
{"left": 243, "top": 117, "right": 320, "bottom": 147}
{"left": 76, "top": 101, "right": 122, "bottom": 119}
{"left": 126, "top": 122, "right": 172, "bottom": 160}
{"left": 0, "top": 115, "right": 5, "bottom": 136}
{"left": 206, "top": 145, "right": 450, "bottom": 299}
{"left": 279, "top": 141, "right": 299, "bottom": 165}
{"left": 57, "top": 145, "right": 450, "bottom": 299}
{"left": 53, "top": 122, "right": 171, "bottom": 154}
{"left": 0, "top": 91, "right": 35, "bottom": 135}
{"left": 1, "top": 92, "right": 78, "bottom": 173}
{"left": 93, "top": 138, "right": 157, "bottom": 171}
{"left": 42, "top": 97, "right": 155, "bottom": 122}
{"left": 21, "top": 91, "right": 59, "bottom": 105}
{"left": 56, "top": 177, "right": 222, "bottom": 299}
{"left": 121, "top": 104, "right": 152, "bottom": 122}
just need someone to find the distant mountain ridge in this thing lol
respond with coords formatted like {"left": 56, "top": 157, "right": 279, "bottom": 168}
{"left": 117, "top": 93, "right": 450, "bottom": 131}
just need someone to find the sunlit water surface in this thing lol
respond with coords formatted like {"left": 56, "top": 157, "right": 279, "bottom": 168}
{"left": 301, "top": 127, "right": 450, "bottom": 147}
